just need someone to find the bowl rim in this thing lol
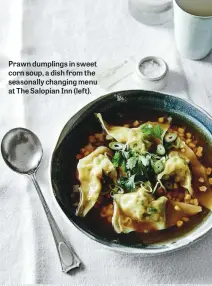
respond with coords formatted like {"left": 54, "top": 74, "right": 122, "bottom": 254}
{"left": 49, "top": 90, "right": 212, "bottom": 254}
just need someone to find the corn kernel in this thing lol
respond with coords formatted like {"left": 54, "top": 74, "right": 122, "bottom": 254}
{"left": 174, "top": 205, "right": 181, "bottom": 211}
{"left": 186, "top": 133, "right": 192, "bottom": 139}
{"left": 209, "top": 178, "right": 212, "bottom": 185}
{"left": 193, "top": 147, "right": 197, "bottom": 153}
{"left": 132, "top": 121, "right": 139, "bottom": 127}
{"left": 158, "top": 117, "right": 164, "bottom": 123}
{"left": 197, "top": 146, "right": 203, "bottom": 153}
{"left": 185, "top": 194, "right": 191, "bottom": 200}
{"left": 108, "top": 204, "right": 113, "bottom": 210}
{"left": 177, "top": 220, "right": 184, "bottom": 227}
{"left": 186, "top": 139, "right": 192, "bottom": 144}
{"left": 85, "top": 144, "right": 94, "bottom": 152}
{"left": 99, "top": 134, "right": 105, "bottom": 142}
{"left": 107, "top": 209, "right": 113, "bottom": 216}
{"left": 189, "top": 143, "right": 196, "bottom": 148}
{"left": 193, "top": 199, "right": 199, "bottom": 206}
{"left": 167, "top": 194, "right": 172, "bottom": 200}
{"left": 100, "top": 207, "right": 107, "bottom": 217}
{"left": 80, "top": 148, "right": 85, "bottom": 153}
{"left": 199, "top": 186, "right": 207, "bottom": 192}
{"left": 173, "top": 183, "right": 178, "bottom": 189}
{"left": 123, "top": 124, "right": 130, "bottom": 128}
{"left": 181, "top": 148, "right": 185, "bottom": 153}
{"left": 178, "top": 127, "right": 185, "bottom": 133}
{"left": 190, "top": 199, "right": 194, "bottom": 204}
{"left": 196, "top": 152, "right": 202, "bottom": 158}
{"left": 198, "top": 177, "right": 204, "bottom": 183}
{"left": 206, "top": 167, "right": 212, "bottom": 175}
{"left": 76, "top": 154, "right": 82, "bottom": 160}
{"left": 182, "top": 217, "right": 189, "bottom": 222}
{"left": 196, "top": 147, "right": 203, "bottom": 157}
{"left": 88, "top": 135, "right": 96, "bottom": 143}
{"left": 132, "top": 120, "right": 140, "bottom": 127}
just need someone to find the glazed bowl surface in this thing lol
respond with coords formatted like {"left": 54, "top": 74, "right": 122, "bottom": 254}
{"left": 51, "top": 90, "right": 212, "bottom": 254}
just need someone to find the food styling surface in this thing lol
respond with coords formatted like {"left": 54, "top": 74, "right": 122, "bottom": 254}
{"left": 1, "top": 0, "right": 212, "bottom": 284}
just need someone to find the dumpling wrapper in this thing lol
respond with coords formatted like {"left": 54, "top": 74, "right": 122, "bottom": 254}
{"left": 96, "top": 113, "right": 146, "bottom": 153}
{"left": 96, "top": 113, "right": 170, "bottom": 153}
{"left": 112, "top": 187, "right": 168, "bottom": 234}
{"left": 167, "top": 200, "right": 202, "bottom": 227}
{"left": 96, "top": 113, "right": 136, "bottom": 143}
{"left": 158, "top": 154, "right": 193, "bottom": 195}
{"left": 76, "top": 146, "right": 117, "bottom": 217}
{"left": 178, "top": 145, "right": 212, "bottom": 210}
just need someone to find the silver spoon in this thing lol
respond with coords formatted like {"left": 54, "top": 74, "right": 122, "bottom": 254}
{"left": 1, "top": 128, "right": 81, "bottom": 273}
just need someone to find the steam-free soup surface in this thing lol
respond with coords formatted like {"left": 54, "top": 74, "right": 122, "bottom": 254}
{"left": 72, "top": 112, "right": 212, "bottom": 245}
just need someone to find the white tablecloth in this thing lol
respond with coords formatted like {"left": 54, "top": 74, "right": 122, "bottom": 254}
{"left": 0, "top": 0, "right": 212, "bottom": 284}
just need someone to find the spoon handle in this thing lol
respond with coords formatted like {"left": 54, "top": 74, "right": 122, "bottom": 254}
{"left": 30, "top": 173, "right": 81, "bottom": 273}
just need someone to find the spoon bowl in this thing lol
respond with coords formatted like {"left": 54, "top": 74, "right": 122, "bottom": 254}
{"left": 1, "top": 128, "right": 43, "bottom": 175}
{"left": 1, "top": 127, "right": 81, "bottom": 273}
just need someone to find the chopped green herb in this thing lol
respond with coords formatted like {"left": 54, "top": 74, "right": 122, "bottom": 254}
{"left": 117, "top": 177, "right": 127, "bottom": 188}
{"left": 126, "top": 157, "right": 138, "bottom": 170}
{"left": 141, "top": 124, "right": 164, "bottom": 140}
{"left": 140, "top": 124, "right": 153, "bottom": 135}
{"left": 112, "top": 151, "right": 128, "bottom": 172}
{"left": 121, "top": 159, "right": 127, "bottom": 172}
{"left": 125, "top": 175, "right": 136, "bottom": 191}
{"left": 117, "top": 175, "right": 136, "bottom": 192}
{"left": 136, "top": 160, "right": 145, "bottom": 177}
{"left": 122, "top": 150, "right": 130, "bottom": 159}
{"left": 139, "top": 155, "right": 149, "bottom": 166}
{"left": 153, "top": 125, "right": 164, "bottom": 140}
{"left": 112, "top": 151, "right": 123, "bottom": 168}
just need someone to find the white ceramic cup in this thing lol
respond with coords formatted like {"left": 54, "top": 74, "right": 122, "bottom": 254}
{"left": 173, "top": 0, "right": 212, "bottom": 60}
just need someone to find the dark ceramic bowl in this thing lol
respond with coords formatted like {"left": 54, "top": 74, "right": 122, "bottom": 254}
{"left": 50, "top": 90, "right": 212, "bottom": 254}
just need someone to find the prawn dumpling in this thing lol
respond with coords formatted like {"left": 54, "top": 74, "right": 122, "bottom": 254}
{"left": 77, "top": 146, "right": 117, "bottom": 217}
{"left": 158, "top": 154, "right": 193, "bottom": 195}
{"left": 112, "top": 188, "right": 168, "bottom": 234}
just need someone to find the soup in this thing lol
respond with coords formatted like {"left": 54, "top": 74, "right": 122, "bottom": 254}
{"left": 71, "top": 113, "right": 212, "bottom": 245}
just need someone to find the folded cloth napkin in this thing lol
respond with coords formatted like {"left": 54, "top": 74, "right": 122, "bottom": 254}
{"left": 0, "top": 0, "right": 212, "bottom": 285}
